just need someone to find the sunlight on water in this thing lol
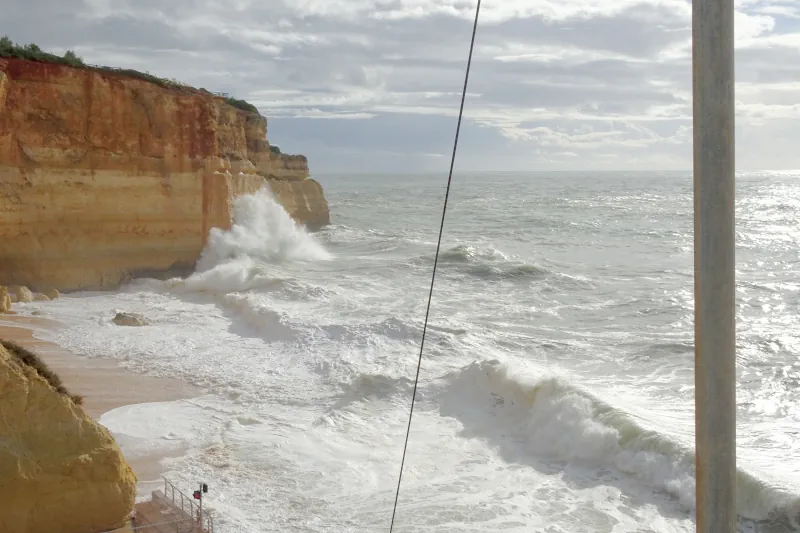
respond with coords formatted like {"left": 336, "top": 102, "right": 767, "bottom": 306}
{"left": 12, "top": 171, "right": 800, "bottom": 533}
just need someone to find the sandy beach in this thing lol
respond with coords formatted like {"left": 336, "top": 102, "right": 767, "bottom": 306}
{"left": 0, "top": 314, "right": 202, "bottom": 497}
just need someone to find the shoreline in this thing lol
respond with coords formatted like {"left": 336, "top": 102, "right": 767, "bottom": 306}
{"left": 0, "top": 314, "right": 203, "bottom": 498}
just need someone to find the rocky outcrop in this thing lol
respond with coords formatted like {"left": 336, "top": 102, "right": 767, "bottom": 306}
{"left": 44, "top": 289, "right": 60, "bottom": 300}
{"left": 258, "top": 153, "right": 311, "bottom": 182}
{"left": 112, "top": 312, "right": 150, "bottom": 327}
{"left": 0, "top": 58, "right": 330, "bottom": 292}
{"left": 0, "top": 340, "right": 137, "bottom": 533}
{"left": 6, "top": 285, "right": 55, "bottom": 303}
{"left": 230, "top": 173, "right": 331, "bottom": 231}
{"left": 0, "top": 287, "right": 11, "bottom": 313}
{"left": 15, "top": 286, "right": 34, "bottom": 303}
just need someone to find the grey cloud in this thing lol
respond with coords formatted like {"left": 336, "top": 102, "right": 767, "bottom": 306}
{"left": 489, "top": 8, "right": 689, "bottom": 59}
{"left": 0, "top": 0, "right": 797, "bottom": 170}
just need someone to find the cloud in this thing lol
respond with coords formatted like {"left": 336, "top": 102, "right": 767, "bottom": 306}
{"left": 1, "top": 0, "right": 799, "bottom": 170}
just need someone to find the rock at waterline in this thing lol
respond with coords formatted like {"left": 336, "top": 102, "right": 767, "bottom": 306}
{"left": 0, "top": 287, "right": 11, "bottom": 314}
{"left": 112, "top": 312, "right": 150, "bottom": 327}
{"left": 14, "top": 286, "right": 34, "bottom": 303}
{"left": 44, "top": 289, "right": 60, "bottom": 300}
{"left": 0, "top": 340, "right": 137, "bottom": 532}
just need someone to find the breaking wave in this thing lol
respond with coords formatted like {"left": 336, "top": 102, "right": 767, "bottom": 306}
{"left": 438, "top": 360, "right": 800, "bottom": 527}
{"left": 152, "top": 187, "right": 331, "bottom": 295}
{"left": 185, "top": 187, "right": 330, "bottom": 292}
{"left": 410, "top": 244, "right": 552, "bottom": 281}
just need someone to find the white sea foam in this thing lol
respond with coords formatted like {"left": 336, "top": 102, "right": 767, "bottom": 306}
{"left": 14, "top": 175, "right": 800, "bottom": 533}
{"left": 206, "top": 187, "right": 329, "bottom": 265}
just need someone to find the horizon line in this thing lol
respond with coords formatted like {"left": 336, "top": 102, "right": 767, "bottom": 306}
{"left": 311, "top": 169, "right": 800, "bottom": 176}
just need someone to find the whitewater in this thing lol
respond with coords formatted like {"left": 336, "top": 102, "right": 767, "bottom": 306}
{"left": 13, "top": 171, "right": 800, "bottom": 532}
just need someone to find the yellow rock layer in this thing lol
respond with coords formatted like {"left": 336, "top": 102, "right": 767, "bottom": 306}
{"left": 0, "top": 58, "right": 330, "bottom": 291}
{"left": 0, "top": 341, "right": 137, "bottom": 533}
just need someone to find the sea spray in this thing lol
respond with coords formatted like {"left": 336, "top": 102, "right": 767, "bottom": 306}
{"left": 183, "top": 187, "right": 331, "bottom": 293}
{"left": 28, "top": 172, "right": 800, "bottom": 532}
{"left": 437, "top": 359, "right": 800, "bottom": 524}
{"left": 196, "top": 186, "right": 331, "bottom": 272}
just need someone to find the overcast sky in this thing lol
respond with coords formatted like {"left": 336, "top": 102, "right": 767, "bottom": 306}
{"left": 2, "top": 0, "right": 799, "bottom": 172}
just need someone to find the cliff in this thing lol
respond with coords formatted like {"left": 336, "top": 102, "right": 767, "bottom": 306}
{"left": 0, "top": 57, "right": 330, "bottom": 292}
{"left": 0, "top": 340, "right": 136, "bottom": 533}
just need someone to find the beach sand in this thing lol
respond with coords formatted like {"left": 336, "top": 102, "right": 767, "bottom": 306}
{"left": 0, "top": 314, "right": 202, "bottom": 497}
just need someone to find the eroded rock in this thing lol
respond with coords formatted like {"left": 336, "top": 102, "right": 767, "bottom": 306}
{"left": 0, "top": 287, "right": 11, "bottom": 313}
{"left": 15, "top": 286, "right": 33, "bottom": 303}
{"left": 0, "top": 340, "right": 136, "bottom": 532}
{"left": 112, "top": 312, "right": 150, "bottom": 327}
{"left": 44, "top": 289, "right": 60, "bottom": 300}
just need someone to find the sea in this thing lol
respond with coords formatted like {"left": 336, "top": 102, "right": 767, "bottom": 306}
{"left": 14, "top": 171, "right": 800, "bottom": 533}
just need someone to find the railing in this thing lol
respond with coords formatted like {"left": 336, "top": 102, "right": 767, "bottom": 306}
{"left": 162, "top": 478, "right": 215, "bottom": 533}
{"left": 127, "top": 516, "right": 195, "bottom": 532}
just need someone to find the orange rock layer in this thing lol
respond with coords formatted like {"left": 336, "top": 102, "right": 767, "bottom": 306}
{"left": 0, "top": 58, "right": 330, "bottom": 291}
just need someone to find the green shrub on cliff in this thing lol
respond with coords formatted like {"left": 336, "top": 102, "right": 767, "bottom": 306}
{"left": 0, "top": 36, "right": 85, "bottom": 68}
{"left": 0, "top": 36, "right": 261, "bottom": 116}
{"left": 92, "top": 66, "right": 190, "bottom": 91}
{"left": 267, "top": 145, "right": 309, "bottom": 160}
{"left": 224, "top": 96, "right": 260, "bottom": 114}
{"left": 0, "top": 340, "right": 84, "bottom": 406}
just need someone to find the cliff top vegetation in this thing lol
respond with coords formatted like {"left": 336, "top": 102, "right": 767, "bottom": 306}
{"left": 1, "top": 339, "right": 85, "bottom": 405}
{"left": 0, "top": 36, "right": 260, "bottom": 115}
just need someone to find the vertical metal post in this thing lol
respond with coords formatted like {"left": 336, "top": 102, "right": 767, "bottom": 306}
{"left": 692, "top": 0, "right": 736, "bottom": 529}
{"left": 198, "top": 483, "right": 203, "bottom": 532}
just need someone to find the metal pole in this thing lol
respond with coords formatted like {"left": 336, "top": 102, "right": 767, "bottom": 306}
{"left": 198, "top": 483, "right": 203, "bottom": 533}
{"left": 692, "top": 0, "right": 736, "bottom": 529}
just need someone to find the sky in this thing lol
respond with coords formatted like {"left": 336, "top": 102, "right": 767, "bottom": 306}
{"left": 2, "top": 0, "right": 799, "bottom": 172}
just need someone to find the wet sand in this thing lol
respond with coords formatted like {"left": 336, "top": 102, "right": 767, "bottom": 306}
{"left": 0, "top": 315, "right": 202, "bottom": 497}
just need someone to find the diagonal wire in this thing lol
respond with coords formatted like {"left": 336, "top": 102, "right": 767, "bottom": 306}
{"left": 388, "top": 1, "right": 483, "bottom": 531}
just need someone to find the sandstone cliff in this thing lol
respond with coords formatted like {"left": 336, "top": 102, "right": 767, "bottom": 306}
{"left": 0, "top": 58, "right": 330, "bottom": 291}
{"left": 0, "top": 340, "right": 137, "bottom": 533}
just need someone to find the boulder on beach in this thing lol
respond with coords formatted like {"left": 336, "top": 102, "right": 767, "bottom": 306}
{"left": 14, "top": 286, "right": 34, "bottom": 303}
{"left": 0, "top": 287, "right": 11, "bottom": 314}
{"left": 44, "top": 289, "right": 60, "bottom": 300}
{"left": 112, "top": 312, "right": 150, "bottom": 327}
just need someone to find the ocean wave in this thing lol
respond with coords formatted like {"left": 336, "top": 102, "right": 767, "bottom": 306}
{"left": 334, "top": 373, "right": 415, "bottom": 408}
{"left": 436, "top": 359, "right": 800, "bottom": 526}
{"left": 409, "top": 244, "right": 552, "bottom": 282}
{"left": 466, "top": 263, "right": 550, "bottom": 280}
{"left": 312, "top": 316, "right": 462, "bottom": 352}
{"left": 131, "top": 188, "right": 332, "bottom": 295}
{"left": 201, "top": 187, "right": 331, "bottom": 268}
{"left": 324, "top": 223, "right": 436, "bottom": 252}
{"left": 319, "top": 316, "right": 419, "bottom": 343}
{"left": 313, "top": 372, "right": 417, "bottom": 429}
{"left": 628, "top": 341, "right": 694, "bottom": 361}
{"left": 439, "top": 244, "right": 510, "bottom": 263}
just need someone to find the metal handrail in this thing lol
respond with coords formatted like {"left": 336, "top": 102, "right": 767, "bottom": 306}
{"left": 162, "top": 478, "right": 214, "bottom": 533}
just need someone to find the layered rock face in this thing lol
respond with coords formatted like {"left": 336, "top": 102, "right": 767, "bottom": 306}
{"left": 0, "top": 58, "right": 330, "bottom": 291}
{"left": 0, "top": 341, "right": 137, "bottom": 533}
